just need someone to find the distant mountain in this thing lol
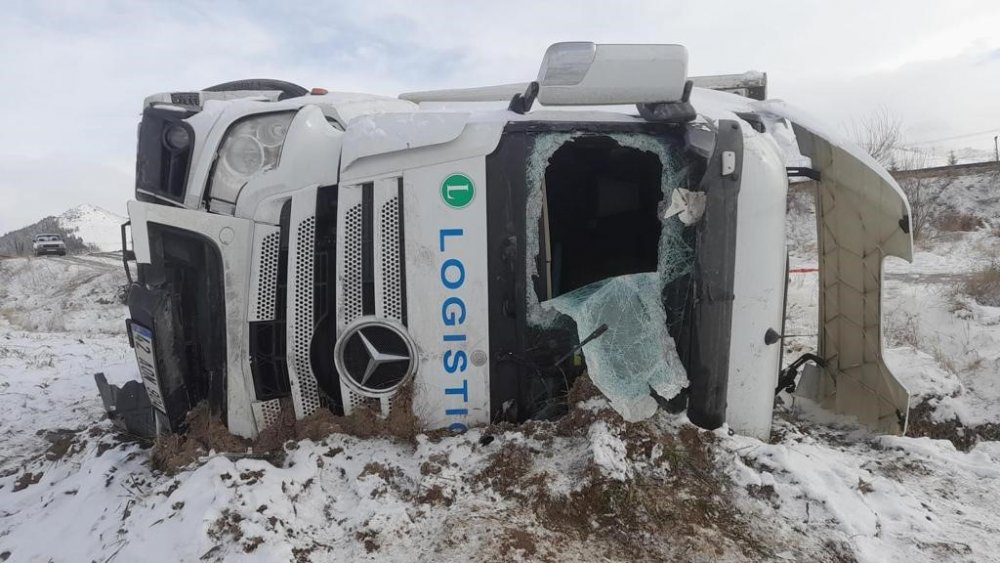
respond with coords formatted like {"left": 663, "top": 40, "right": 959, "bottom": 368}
{"left": 0, "top": 204, "right": 126, "bottom": 256}
{"left": 57, "top": 204, "right": 126, "bottom": 252}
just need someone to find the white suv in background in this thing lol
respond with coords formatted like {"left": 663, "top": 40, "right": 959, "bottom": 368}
{"left": 32, "top": 234, "right": 66, "bottom": 256}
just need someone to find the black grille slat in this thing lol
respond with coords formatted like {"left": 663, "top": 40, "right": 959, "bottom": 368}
{"left": 249, "top": 321, "right": 290, "bottom": 400}
{"left": 396, "top": 178, "right": 407, "bottom": 325}
{"left": 361, "top": 183, "right": 375, "bottom": 315}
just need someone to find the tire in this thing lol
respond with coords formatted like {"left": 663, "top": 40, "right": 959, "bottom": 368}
{"left": 203, "top": 79, "right": 308, "bottom": 101}
{"left": 58, "top": 251, "right": 66, "bottom": 256}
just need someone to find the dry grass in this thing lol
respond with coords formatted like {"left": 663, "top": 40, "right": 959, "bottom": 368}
{"left": 935, "top": 211, "right": 984, "bottom": 232}
{"left": 959, "top": 261, "right": 1000, "bottom": 307}
{"left": 882, "top": 309, "right": 922, "bottom": 348}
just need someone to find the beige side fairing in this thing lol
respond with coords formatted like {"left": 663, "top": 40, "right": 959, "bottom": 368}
{"left": 790, "top": 124, "right": 913, "bottom": 434}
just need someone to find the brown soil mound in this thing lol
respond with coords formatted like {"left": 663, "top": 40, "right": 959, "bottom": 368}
{"left": 150, "top": 383, "right": 423, "bottom": 474}
{"left": 474, "top": 413, "right": 764, "bottom": 561}
{"left": 906, "top": 399, "right": 1000, "bottom": 451}
{"left": 151, "top": 404, "right": 251, "bottom": 474}
{"left": 333, "top": 383, "right": 421, "bottom": 441}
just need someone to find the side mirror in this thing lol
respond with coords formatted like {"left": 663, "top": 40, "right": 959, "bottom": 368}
{"left": 536, "top": 42, "right": 688, "bottom": 106}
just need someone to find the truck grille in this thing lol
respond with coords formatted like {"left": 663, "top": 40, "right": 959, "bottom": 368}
{"left": 283, "top": 180, "right": 407, "bottom": 420}
{"left": 336, "top": 178, "right": 408, "bottom": 414}
{"left": 338, "top": 179, "right": 407, "bottom": 328}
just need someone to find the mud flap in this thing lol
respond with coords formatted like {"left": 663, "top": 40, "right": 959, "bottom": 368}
{"left": 94, "top": 373, "right": 160, "bottom": 438}
{"left": 784, "top": 119, "right": 913, "bottom": 434}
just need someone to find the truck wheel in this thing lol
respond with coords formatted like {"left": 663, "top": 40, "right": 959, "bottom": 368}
{"left": 58, "top": 250, "right": 66, "bottom": 256}
{"left": 203, "top": 79, "right": 308, "bottom": 101}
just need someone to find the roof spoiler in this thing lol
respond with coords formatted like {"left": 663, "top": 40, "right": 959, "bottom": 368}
{"left": 399, "top": 71, "right": 767, "bottom": 104}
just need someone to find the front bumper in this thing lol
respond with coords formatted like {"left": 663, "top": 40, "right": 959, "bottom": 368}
{"left": 121, "top": 200, "right": 262, "bottom": 438}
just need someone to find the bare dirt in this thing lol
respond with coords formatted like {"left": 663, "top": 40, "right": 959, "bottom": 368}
{"left": 151, "top": 404, "right": 251, "bottom": 474}
{"left": 472, "top": 398, "right": 768, "bottom": 562}
{"left": 12, "top": 471, "right": 42, "bottom": 492}
{"left": 149, "top": 383, "right": 423, "bottom": 474}
{"left": 906, "top": 399, "right": 1000, "bottom": 451}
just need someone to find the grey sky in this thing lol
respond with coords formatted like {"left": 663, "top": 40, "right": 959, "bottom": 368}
{"left": 1, "top": 0, "right": 998, "bottom": 232}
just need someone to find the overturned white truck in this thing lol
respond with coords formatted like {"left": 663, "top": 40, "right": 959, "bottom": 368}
{"left": 96, "top": 42, "right": 913, "bottom": 442}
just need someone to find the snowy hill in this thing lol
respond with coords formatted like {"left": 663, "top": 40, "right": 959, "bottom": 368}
{"left": 0, "top": 204, "right": 125, "bottom": 255}
{"left": 57, "top": 204, "right": 126, "bottom": 252}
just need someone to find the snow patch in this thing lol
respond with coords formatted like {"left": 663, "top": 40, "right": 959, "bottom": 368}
{"left": 587, "top": 421, "right": 631, "bottom": 481}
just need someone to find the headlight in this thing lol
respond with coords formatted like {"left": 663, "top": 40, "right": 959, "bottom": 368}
{"left": 163, "top": 124, "right": 191, "bottom": 151}
{"left": 210, "top": 111, "right": 295, "bottom": 203}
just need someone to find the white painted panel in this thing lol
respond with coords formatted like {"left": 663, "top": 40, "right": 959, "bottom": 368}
{"left": 725, "top": 127, "right": 789, "bottom": 440}
{"left": 402, "top": 159, "right": 491, "bottom": 431}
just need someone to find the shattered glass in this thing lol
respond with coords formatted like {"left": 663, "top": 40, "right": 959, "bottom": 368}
{"left": 525, "top": 132, "right": 696, "bottom": 420}
{"left": 547, "top": 272, "right": 687, "bottom": 421}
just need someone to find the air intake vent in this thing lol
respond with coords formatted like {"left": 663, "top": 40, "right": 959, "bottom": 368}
{"left": 251, "top": 398, "right": 283, "bottom": 430}
{"left": 255, "top": 231, "right": 281, "bottom": 320}
{"left": 336, "top": 178, "right": 409, "bottom": 416}
{"left": 343, "top": 203, "right": 364, "bottom": 324}
{"left": 288, "top": 202, "right": 322, "bottom": 417}
{"left": 379, "top": 195, "right": 404, "bottom": 322}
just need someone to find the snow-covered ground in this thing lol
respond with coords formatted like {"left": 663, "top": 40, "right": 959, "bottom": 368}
{"left": 0, "top": 253, "right": 125, "bottom": 334}
{"left": 0, "top": 191, "right": 998, "bottom": 561}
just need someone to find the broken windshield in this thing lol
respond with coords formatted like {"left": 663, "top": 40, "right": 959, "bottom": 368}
{"left": 525, "top": 131, "right": 698, "bottom": 421}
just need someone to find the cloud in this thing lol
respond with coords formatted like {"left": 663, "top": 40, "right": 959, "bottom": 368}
{"left": 779, "top": 48, "right": 1000, "bottom": 159}
{"left": 1, "top": 1, "right": 999, "bottom": 231}
{"left": 0, "top": 154, "right": 132, "bottom": 228}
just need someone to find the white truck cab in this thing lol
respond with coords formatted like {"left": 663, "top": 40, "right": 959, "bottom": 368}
{"left": 98, "top": 43, "right": 913, "bottom": 442}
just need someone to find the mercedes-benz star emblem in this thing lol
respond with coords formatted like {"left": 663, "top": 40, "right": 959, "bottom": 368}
{"left": 334, "top": 318, "right": 417, "bottom": 397}
{"left": 355, "top": 331, "right": 409, "bottom": 387}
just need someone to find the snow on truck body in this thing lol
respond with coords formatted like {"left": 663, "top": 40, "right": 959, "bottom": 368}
{"left": 103, "top": 43, "right": 913, "bottom": 442}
